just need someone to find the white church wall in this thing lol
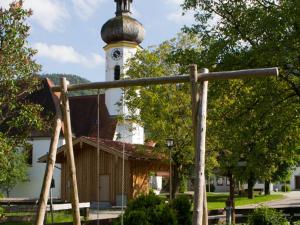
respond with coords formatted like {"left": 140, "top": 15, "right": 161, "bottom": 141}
{"left": 114, "top": 122, "right": 144, "bottom": 145}
{"left": 105, "top": 45, "right": 138, "bottom": 116}
{"left": 9, "top": 137, "right": 64, "bottom": 199}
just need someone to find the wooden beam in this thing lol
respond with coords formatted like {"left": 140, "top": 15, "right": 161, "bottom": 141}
{"left": 190, "top": 64, "right": 199, "bottom": 138}
{"left": 35, "top": 103, "right": 62, "bottom": 225}
{"left": 51, "top": 67, "right": 278, "bottom": 92}
{"left": 192, "top": 69, "right": 209, "bottom": 225}
{"left": 60, "top": 78, "right": 81, "bottom": 225}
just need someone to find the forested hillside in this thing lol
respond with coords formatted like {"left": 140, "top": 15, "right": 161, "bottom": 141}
{"left": 42, "top": 74, "right": 102, "bottom": 96}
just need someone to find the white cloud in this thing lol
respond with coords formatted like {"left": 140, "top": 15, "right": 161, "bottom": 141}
{"left": 0, "top": 0, "right": 69, "bottom": 32}
{"left": 72, "top": 0, "right": 106, "bottom": 19}
{"left": 33, "top": 42, "right": 104, "bottom": 68}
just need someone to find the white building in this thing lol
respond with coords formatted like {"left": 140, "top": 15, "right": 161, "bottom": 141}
{"left": 9, "top": 137, "right": 64, "bottom": 198}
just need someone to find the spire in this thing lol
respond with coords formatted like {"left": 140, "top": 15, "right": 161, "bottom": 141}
{"left": 115, "top": 0, "right": 132, "bottom": 16}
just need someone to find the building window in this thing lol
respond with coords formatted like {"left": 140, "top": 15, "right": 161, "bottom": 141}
{"left": 114, "top": 65, "right": 121, "bottom": 80}
{"left": 226, "top": 178, "right": 230, "bottom": 186}
{"left": 25, "top": 144, "right": 33, "bottom": 166}
{"left": 217, "top": 177, "right": 223, "bottom": 186}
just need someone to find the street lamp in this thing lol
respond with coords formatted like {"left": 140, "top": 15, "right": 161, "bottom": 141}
{"left": 166, "top": 138, "right": 174, "bottom": 202}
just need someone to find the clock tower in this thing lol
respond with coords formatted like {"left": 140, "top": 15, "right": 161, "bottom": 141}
{"left": 101, "top": 0, "right": 145, "bottom": 144}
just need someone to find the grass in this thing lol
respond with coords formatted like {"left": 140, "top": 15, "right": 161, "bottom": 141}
{"left": 1, "top": 211, "right": 76, "bottom": 224}
{"left": 207, "top": 193, "right": 284, "bottom": 210}
{"left": 46, "top": 211, "right": 74, "bottom": 223}
{"left": 0, "top": 223, "right": 31, "bottom": 225}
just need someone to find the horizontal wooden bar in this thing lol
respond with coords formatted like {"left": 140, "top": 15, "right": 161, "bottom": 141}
{"left": 47, "top": 202, "right": 90, "bottom": 211}
{"left": 51, "top": 67, "right": 278, "bottom": 92}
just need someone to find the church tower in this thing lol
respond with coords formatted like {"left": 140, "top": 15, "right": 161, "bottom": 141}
{"left": 101, "top": 0, "right": 145, "bottom": 144}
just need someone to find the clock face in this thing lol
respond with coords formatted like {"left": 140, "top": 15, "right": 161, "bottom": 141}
{"left": 111, "top": 48, "right": 123, "bottom": 61}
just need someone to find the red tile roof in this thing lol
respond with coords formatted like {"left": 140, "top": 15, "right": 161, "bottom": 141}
{"left": 84, "top": 137, "right": 166, "bottom": 160}
{"left": 29, "top": 79, "right": 117, "bottom": 139}
{"left": 68, "top": 95, "right": 117, "bottom": 139}
{"left": 39, "top": 136, "right": 167, "bottom": 163}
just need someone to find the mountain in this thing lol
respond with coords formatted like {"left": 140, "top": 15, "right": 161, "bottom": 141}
{"left": 42, "top": 74, "right": 102, "bottom": 96}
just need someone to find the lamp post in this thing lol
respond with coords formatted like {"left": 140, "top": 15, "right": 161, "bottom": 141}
{"left": 166, "top": 138, "right": 174, "bottom": 202}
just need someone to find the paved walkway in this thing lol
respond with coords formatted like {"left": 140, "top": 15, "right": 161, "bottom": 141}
{"left": 237, "top": 191, "right": 300, "bottom": 209}
{"left": 89, "top": 209, "right": 123, "bottom": 220}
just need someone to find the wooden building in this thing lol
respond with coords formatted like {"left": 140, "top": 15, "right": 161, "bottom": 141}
{"left": 40, "top": 136, "right": 168, "bottom": 206}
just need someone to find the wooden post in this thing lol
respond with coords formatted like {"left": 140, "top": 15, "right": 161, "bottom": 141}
{"left": 35, "top": 99, "right": 62, "bottom": 225}
{"left": 203, "top": 183, "right": 208, "bottom": 225}
{"left": 191, "top": 67, "right": 209, "bottom": 225}
{"left": 60, "top": 78, "right": 81, "bottom": 225}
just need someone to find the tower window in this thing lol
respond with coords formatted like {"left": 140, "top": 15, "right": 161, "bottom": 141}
{"left": 114, "top": 65, "right": 121, "bottom": 80}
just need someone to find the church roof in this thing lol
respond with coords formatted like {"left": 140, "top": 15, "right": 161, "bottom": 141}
{"left": 30, "top": 79, "right": 117, "bottom": 140}
{"left": 101, "top": 0, "right": 145, "bottom": 44}
{"left": 69, "top": 95, "right": 117, "bottom": 139}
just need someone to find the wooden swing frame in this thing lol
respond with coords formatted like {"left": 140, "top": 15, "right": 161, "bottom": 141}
{"left": 34, "top": 66, "right": 278, "bottom": 225}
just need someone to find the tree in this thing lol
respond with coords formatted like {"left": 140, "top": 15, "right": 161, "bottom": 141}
{"left": 180, "top": 0, "right": 300, "bottom": 198}
{"left": 0, "top": 138, "right": 29, "bottom": 197}
{"left": 182, "top": 0, "right": 300, "bottom": 98}
{"left": 123, "top": 34, "right": 216, "bottom": 197}
{"left": 0, "top": 1, "right": 44, "bottom": 193}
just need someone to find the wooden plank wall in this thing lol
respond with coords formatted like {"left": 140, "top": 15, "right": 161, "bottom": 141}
{"left": 60, "top": 143, "right": 131, "bottom": 205}
{"left": 131, "top": 160, "right": 168, "bottom": 198}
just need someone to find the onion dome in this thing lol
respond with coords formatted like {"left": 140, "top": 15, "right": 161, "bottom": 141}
{"left": 101, "top": 0, "right": 145, "bottom": 44}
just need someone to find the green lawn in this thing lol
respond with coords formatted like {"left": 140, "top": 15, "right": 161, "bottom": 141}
{"left": 1, "top": 211, "right": 75, "bottom": 224}
{"left": 207, "top": 193, "right": 284, "bottom": 210}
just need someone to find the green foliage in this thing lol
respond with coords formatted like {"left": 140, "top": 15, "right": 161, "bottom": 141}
{"left": 0, "top": 1, "right": 43, "bottom": 194}
{"left": 281, "top": 184, "right": 291, "bottom": 192}
{"left": 42, "top": 74, "right": 100, "bottom": 96}
{"left": 206, "top": 183, "right": 215, "bottom": 192}
{"left": 293, "top": 221, "right": 300, "bottom": 225}
{"left": 114, "top": 193, "right": 177, "bottom": 225}
{"left": 0, "top": 138, "right": 28, "bottom": 196}
{"left": 248, "top": 207, "right": 289, "bottom": 225}
{"left": 0, "top": 207, "right": 4, "bottom": 217}
{"left": 126, "top": 192, "right": 163, "bottom": 211}
{"left": 172, "top": 195, "right": 192, "bottom": 225}
{"left": 124, "top": 34, "right": 218, "bottom": 194}
{"left": 179, "top": 178, "right": 188, "bottom": 193}
{"left": 123, "top": 210, "right": 149, "bottom": 225}
{"left": 179, "top": 0, "right": 300, "bottom": 193}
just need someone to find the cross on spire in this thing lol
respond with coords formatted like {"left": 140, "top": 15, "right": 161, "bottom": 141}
{"left": 115, "top": 0, "right": 132, "bottom": 15}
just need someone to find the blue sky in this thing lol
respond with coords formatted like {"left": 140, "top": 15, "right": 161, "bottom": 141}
{"left": 1, "top": 0, "right": 195, "bottom": 82}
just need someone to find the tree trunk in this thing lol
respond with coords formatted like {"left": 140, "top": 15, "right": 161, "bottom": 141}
{"left": 229, "top": 174, "right": 235, "bottom": 223}
{"left": 264, "top": 180, "right": 270, "bottom": 195}
{"left": 172, "top": 165, "right": 180, "bottom": 199}
{"left": 247, "top": 178, "right": 255, "bottom": 199}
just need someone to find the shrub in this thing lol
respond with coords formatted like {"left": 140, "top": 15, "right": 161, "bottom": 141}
{"left": 148, "top": 204, "right": 177, "bottom": 225}
{"left": 248, "top": 207, "right": 289, "bottom": 225}
{"left": 114, "top": 193, "right": 177, "bottom": 225}
{"left": 124, "top": 210, "right": 149, "bottom": 225}
{"left": 294, "top": 222, "right": 300, "bottom": 225}
{"left": 281, "top": 185, "right": 291, "bottom": 192}
{"left": 172, "top": 195, "right": 192, "bottom": 225}
{"left": 126, "top": 192, "right": 163, "bottom": 211}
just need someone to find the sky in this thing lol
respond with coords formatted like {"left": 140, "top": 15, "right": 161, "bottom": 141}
{"left": 0, "top": 0, "right": 195, "bottom": 82}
